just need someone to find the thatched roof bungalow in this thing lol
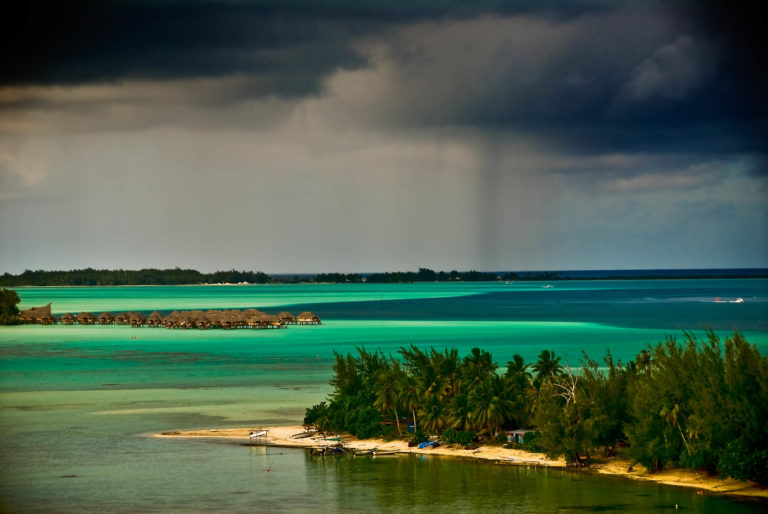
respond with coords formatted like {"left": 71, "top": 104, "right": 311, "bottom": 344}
{"left": 261, "top": 314, "right": 282, "bottom": 329}
{"left": 245, "top": 312, "right": 265, "bottom": 328}
{"left": 19, "top": 303, "right": 55, "bottom": 324}
{"left": 276, "top": 311, "right": 296, "bottom": 324}
{"left": 98, "top": 312, "right": 115, "bottom": 325}
{"left": 115, "top": 312, "right": 130, "bottom": 325}
{"left": 146, "top": 311, "right": 164, "bottom": 327}
{"left": 78, "top": 312, "right": 97, "bottom": 325}
{"left": 128, "top": 311, "right": 147, "bottom": 327}
{"left": 205, "top": 310, "right": 224, "bottom": 327}
{"left": 60, "top": 312, "right": 76, "bottom": 325}
{"left": 296, "top": 311, "right": 321, "bottom": 325}
{"left": 188, "top": 310, "right": 210, "bottom": 329}
{"left": 163, "top": 310, "right": 182, "bottom": 328}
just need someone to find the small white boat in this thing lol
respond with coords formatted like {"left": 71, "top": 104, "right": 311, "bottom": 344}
{"left": 249, "top": 430, "right": 267, "bottom": 438}
{"left": 730, "top": 298, "right": 744, "bottom": 303}
{"left": 543, "top": 284, "right": 553, "bottom": 289}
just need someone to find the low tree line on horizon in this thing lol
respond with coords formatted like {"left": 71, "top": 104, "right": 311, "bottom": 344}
{"left": 0, "top": 267, "right": 563, "bottom": 286}
{"left": 303, "top": 332, "right": 768, "bottom": 484}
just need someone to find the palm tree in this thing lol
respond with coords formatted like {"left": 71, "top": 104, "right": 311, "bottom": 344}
{"left": 419, "top": 393, "right": 449, "bottom": 435}
{"left": 505, "top": 354, "right": 531, "bottom": 380}
{"left": 461, "top": 347, "right": 497, "bottom": 390}
{"left": 532, "top": 350, "right": 563, "bottom": 388}
{"left": 469, "top": 374, "right": 514, "bottom": 436}
{"left": 399, "top": 376, "right": 421, "bottom": 432}
{"left": 374, "top": 361, "right": 404, "bottom": 434}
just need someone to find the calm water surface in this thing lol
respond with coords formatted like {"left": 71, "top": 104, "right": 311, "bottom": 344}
{"left": 2, "top": 280, "right": 767, "bottom": 512}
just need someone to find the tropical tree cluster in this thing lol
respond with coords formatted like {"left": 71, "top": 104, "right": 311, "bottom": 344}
{"left": 305, "top": 332, "right": 768, "bottom": 484}
{"left": 0, "top": 288, "right": 20, "bottom": 324}
{"left": 0, "top": 268, "right": 270, "bottom": 286}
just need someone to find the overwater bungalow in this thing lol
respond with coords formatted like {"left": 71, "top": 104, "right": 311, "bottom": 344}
{"left": 205, "top": 310, "right": 223, "bottom": 328}
{"left": 261, "top": 314, "right": 282, "bottom": 329}
{"left": 146, "top": 311, "right": 164, "bottom": 327}
{"left": 19, "top": 303, "right": 55, "bottom": 324}
{"left": 78, "top": 312, "right": 97, "bottom": 325}
{"left": 128, "top": 312, "right": 147, "bottom": 327}
{"left": 163, "top": 310, "right": 182, "bottom": 328}
{"left": 220, "top": 310, "right": 243, "bottom": 329}
{"left": 276, "top": 311, "right": 296, "bottom": 324}
{"left": 115, "top": 312, "right": 130, "bottom": 325}
{"left": 188, "top": 311, "right": 210, "bottom": 329}
{"left": 98, "top": 312, "right": 115, "bottom": 325}
{"left": 60, "top": 312, "right": 76, "bottom": 325}
{"left": 245, "top": 312, "right": 264, "bottom": 329}
{"left": 296, "top": 311, "right": 321, "bottom": 325}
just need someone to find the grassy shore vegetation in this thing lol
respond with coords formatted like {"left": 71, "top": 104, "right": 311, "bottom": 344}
{"left": 304, "top": 331, "right": 768, "bottom": 484}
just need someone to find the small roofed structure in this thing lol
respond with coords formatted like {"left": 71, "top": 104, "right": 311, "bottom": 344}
{"left": 19, "top": 303, "right": 55, "bottom": 324}
{"left": 78, "top": 312, "right": 97, "bottom": 325}
{"left": 60, "top": 312, "right": 76, "bottom": 325}
{"left": 276, "top": 311, "right": 296, "bottom": 324}
{"left": 163, "top": 310, "right": 182, "bottom": 328}
{"left": 296, "top": 311, "right": 321, "bottom": 325}
{"left": 188, "top": 310, "right": 210, "bottom": 329}
{"left": 205, "top": 310, "right": 223, "bottom": 328}
{"left": 261, "top": 314, "right": 282, "bottom": 329}
{"left": 146, "top": 311, "right": 164, "bottom": 327}
{"left": 245, "top": 312, "right": 265, "bottom": 329}
{"left": 128, "top": 311, "right": 147, "bottom": 327}
{"left": 98, "top": 312, "right": 115, "bottom": 325}
{"left": 114, "top": 312, "right": 130, "bottom": 325}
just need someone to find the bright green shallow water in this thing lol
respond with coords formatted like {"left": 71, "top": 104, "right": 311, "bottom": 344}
{"left": 2, "top": 280, "right": 767, "bottom": 512}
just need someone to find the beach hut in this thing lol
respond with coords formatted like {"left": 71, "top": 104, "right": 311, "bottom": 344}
{"left": 146, "top": 311, "right": 164, "bottom": 327}
{"left": 276, "top": 311, "right": 296, "bottom": 324}
{"left": 77, "top": 312, "right": 96, "bottom": 325}
{"left": 60, "top": 312, "right": 76, "bottom": 325}
{"left": 114, "top": 312, "right": 130, "bottom": 325}
{"left": 296, "top": 312, "right": 321, "bottom": 325}
{"left": 97, "top": 312, "right": 115, "bottom": 325}
{"left": 18, "top": 303, "right": 54, "bottom": 324}
{"left": 128, "top": 311, "right": 146, "bottom": 327}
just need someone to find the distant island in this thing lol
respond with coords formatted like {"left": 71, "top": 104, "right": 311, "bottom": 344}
{"left": 1, "top": 267, "right": 766, "bottom": 287}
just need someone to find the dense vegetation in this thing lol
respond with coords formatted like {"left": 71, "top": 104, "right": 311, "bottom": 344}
{"left": 0, "top": 288, "right": 20, "bottom": 324}
{"left": 313, "top": 268, "right": 562, "bottom": 283}
{"left": 0, "top": 268, "right": 270, "bottom": 286}
{"left": 304, "top": 332, "right": 768, "bottom": 483}
{"left": 3, "top": 267, "right": 763, "bottom": 286}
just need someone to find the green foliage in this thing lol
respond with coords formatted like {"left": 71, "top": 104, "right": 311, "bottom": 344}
{"left": 442, "top": 429, "right": 476, "bottom": 446}
{"left": 522, "top": 431, "right": 544, "bottom": 452}
{"left": 0, "top": 268, "right": 270, "bottom": 286}
{"left": 625, "top": 331, "right": 768, "bottom": 482}
{"left": 311, "top": 334, "right": 767, "bottom": 484}
{"left": 304, "top": 401, "right": 330, "bottom": 431}
{"left": 0, "top": 288, "right": 20, "bottom": 325}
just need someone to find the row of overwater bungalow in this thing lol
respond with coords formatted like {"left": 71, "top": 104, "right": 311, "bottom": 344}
{"left": 17, "top": 303, "right": 321, "bottom": 329}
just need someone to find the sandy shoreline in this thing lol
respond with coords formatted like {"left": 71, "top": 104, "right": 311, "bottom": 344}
{"left": 156, "top": 425, "right": 767, "bottom": 499}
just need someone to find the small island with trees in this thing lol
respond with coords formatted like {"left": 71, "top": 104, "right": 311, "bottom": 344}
{"left": 303, "top": 332, "right": 767, "bottom": 485}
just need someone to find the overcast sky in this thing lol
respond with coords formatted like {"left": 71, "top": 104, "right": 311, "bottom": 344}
{"left": 1, "top": 0, "right": 766, "bottom": 273}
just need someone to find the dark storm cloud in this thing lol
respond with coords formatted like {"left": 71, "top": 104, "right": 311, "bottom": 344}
{"left": 1, "top": 0, "right": 611, "bottom": 88}
{"left": 2, "top": 1, "right": 765, "bottom": 158}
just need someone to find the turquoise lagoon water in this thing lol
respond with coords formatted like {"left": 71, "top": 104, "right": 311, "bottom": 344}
{"left": 2, "top": 280, "right": 767, "bottom": 512}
